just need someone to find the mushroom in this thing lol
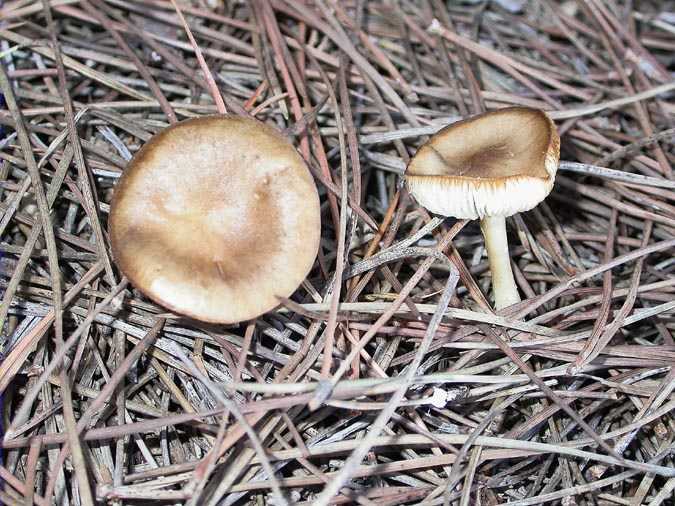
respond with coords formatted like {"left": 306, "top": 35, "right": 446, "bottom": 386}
{"left": 109, "top": 115, "right": 321, "bottom": 324}
{"left": 405, "top": 107, "right": 560, "bottom": 310}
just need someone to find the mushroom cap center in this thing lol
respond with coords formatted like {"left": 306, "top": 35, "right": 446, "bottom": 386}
{"left": 407, "top": 106, "right": 556, "bottom": 181}
{"left": 404, "top": 107, "right": 560, "bottom": 220}
{"left": 109, "top": 115, "right": 321, "bottom": 323}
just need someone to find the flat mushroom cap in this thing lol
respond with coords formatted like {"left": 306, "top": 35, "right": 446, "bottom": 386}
{"left": 109, "top": 115, "right": 321, "bottom": 324}
{"left": 405, "top": 107, "right": 560, "bottom": 220}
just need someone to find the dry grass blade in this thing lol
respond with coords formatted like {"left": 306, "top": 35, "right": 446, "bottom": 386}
{"left": 316, "top": 257, "right": 459, "bottom": 503}
{"left": 168, "top": 0, "right": 226, "bottom": 115}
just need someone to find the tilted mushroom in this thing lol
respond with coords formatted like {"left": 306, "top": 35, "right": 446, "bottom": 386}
{"left": 405, "top": 107, "right": 560, "bottom": 310}
{"left": 109, "top": 115, "right": 321, "bottom": 324}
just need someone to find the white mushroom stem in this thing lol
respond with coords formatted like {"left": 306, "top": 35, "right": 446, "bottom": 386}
{"left": 479, "top": 215, "right": 520, "bottom": 310}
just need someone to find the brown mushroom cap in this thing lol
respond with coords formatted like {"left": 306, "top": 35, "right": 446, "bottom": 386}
{"left": 405, "top": 107, "right": 560, "bottom": 219}
{"left": 109, "top": 115, "right": 321, "bottom": 324}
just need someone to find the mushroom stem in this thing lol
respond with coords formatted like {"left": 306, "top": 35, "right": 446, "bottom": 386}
{"left": 479, "top": 215, "right": 520, "bottom": 310}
